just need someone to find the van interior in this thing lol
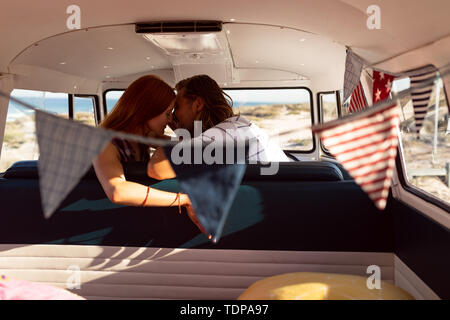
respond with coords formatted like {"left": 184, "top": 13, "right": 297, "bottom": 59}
{"left": 0, "top": 1, "right": 449, "bottom": 300}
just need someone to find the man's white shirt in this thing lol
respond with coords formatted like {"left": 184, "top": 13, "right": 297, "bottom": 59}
{"left": 192, "top": 115, "right": 290, "bottom": 162}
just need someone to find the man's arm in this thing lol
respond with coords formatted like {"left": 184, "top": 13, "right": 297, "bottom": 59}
{"left": 147, "top": 147, "right": 176, "bottom": 180}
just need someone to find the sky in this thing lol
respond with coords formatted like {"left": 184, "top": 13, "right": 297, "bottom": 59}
{"left": 392, "top": 77, "right": 410, "bottom": 93}
{"left": 11, "top": 89, "right": 67, "bottom": 98}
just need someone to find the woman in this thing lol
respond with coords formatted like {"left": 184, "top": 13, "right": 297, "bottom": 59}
{"left": 93, "top": 75, "right": 205, "bottom": 233}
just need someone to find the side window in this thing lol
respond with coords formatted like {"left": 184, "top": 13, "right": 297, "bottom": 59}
{"left": 0, "top": 89, "right": 69, "bottom": 172}
{"left": 74, "top": 96, "right": 96, "bottom": 126}
{"left": 319, "top": 92, "right": 339, "bottom": 123}
{"left": 105, "top": 90, "right": 124, "bottom": 114}
{"left": 395, "top": 77, "right": 450, "bottom": 205}
{"left": 224, "top": 88, "right": 313, "bottom": 151}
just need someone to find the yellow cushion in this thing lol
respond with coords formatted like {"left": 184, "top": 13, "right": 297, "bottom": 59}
{"left": 238, "top": 272, "right": 414, "bottom": 300}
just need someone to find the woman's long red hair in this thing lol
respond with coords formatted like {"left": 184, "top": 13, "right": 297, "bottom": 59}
{"left": 100, "top": 75, "right": 175, "bottom": 133}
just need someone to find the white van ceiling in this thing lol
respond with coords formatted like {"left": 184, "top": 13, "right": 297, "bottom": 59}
{"left": 1, "top": 0, "right": 449, "bottom": 91}
{"left": 9, "top": 23, "right": 343, "bottom": 83}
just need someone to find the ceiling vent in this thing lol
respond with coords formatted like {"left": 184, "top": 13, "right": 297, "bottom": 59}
{"left": 137, "top": 21, "right": 238, "bottom": 85}
{"left": 135, "top": 21, "right": 222, "bottom": 34}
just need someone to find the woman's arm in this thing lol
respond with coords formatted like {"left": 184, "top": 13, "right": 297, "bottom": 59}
{"left": 93, "top": 142, "right": 180, "bottom": 206}
{"left": 93, "top": 142, "right": 205, "bottom": 233}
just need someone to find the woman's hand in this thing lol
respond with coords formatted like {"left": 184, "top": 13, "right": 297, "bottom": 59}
{"left": 181, "top": 194, "right": 206, "bottom": 234}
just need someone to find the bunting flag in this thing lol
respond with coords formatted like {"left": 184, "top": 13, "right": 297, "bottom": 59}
{"left": 163, "top": 142, "right": 246, "bottom": 243}
{"left": 344, "top": 50, "right": 364, "bottom": 102}
{"left": 407, "top": 67, "right": 437, "bottom": 134}
{"left": 349, "top": 81, "right": 368, "bottom": 113}
{"left": 312, "top": 103, "right": 400, "bottom": 210}
{"left": 373, "top": 70, "right": 395, "bottom": 103}
{"left": 35, "top": 110, "right": 113, "bottom": 218}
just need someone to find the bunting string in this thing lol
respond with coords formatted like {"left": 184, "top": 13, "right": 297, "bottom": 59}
{"left": 1, "top": 64, "right": 449, "bottom": 143}
{"left": 1, "top": 62, "right": 449, "bottom": 142}
{"left": 318, "top": 63, "right": 450, "bottom": 131}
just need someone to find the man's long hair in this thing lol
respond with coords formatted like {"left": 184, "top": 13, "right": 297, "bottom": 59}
{"left": 175, "top": 75, "right": 235, "bottom": 131}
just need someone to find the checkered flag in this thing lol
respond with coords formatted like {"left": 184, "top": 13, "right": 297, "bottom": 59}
{"left": 344, "top": 50, "right": 364, "bottom": 102}
{"left": 405, "top": 66, "right": 438, "bottom": 134}
{"left": 163, "top": 143, "right": 246, "bottom": 243}
{"left": 36, "top": 110, "right": 113, "bottom": 218}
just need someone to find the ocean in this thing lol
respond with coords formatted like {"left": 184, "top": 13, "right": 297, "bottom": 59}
{"left": 7, "top": 97, "right": 114, "bottom": 121}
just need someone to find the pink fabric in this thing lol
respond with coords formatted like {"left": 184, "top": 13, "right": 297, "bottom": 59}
{"left": 0, "top": 276, "right": 85, "bottom": 300}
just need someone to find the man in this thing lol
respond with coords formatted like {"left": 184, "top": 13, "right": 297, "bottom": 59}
{"left": 147, "top": 74, "right": 290, "bottom": 179}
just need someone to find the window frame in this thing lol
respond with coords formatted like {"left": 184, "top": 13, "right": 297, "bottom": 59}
{"left": 103, "top": 86, "right": 316, "bottom": 154}
{"left": 395, "top": 64, "right": 450, "bottom": 212}
{"left": 73, "top": 94, "right": 101, "bottom": 126}
{"left": 68, "top": 94, "right": 73, "bottom": 119}
{"left": 223, "top": 86, "right": 316, "bottom": 154}
{"left": 103, "top": 88, "right": 124, "bottom": 117}
{"left": 317, "top": 90, "right": 341, "bottom": 123}
{"left": 1, "top": 89, "right": 71, "bottom": 171}
{"left": 317, "top": 90, "right": 341, "bottom": 157}
{"left": 7, "top": 92, "right": 99, "bottom": 124}
{"left": 396, "top": 142, "right": 450, "bottom": 213}
{"left": 336, "top": 90, "right": 344, "bottom": 117}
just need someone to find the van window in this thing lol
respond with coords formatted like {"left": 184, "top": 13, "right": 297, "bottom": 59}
{"left": 319, "top": 92, "right": 339, "bottom": 123}
{"left": 395, "top": 77, "right": 450, "bottom": 205}
{"left": 105, "top": 88, "right": 314, "bottom": 152}
{"left": 74, "top": 96, "right": 96, "bottom": 126}
{"left": 338, "top": 89, "right": 350, "bottom": 116}
{"left": 224, "top": 88, "right": 313, "bottom": 151}
{"left": 105, "top": 90, "right": 124, "bottom": 114}
{"left": 0, "top": 89, "right": 69, "bottom": 172}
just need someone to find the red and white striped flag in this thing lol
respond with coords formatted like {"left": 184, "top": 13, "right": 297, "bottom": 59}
{"left": 349, "top": 81, "right": 368, "bottom": 113}
{"left": 313, "top": 103, "right": 400, "bottom": 210}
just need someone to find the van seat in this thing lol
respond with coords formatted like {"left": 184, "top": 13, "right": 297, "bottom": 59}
{"left": 3, "top": 160, "right": 344, "bottom": 182}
